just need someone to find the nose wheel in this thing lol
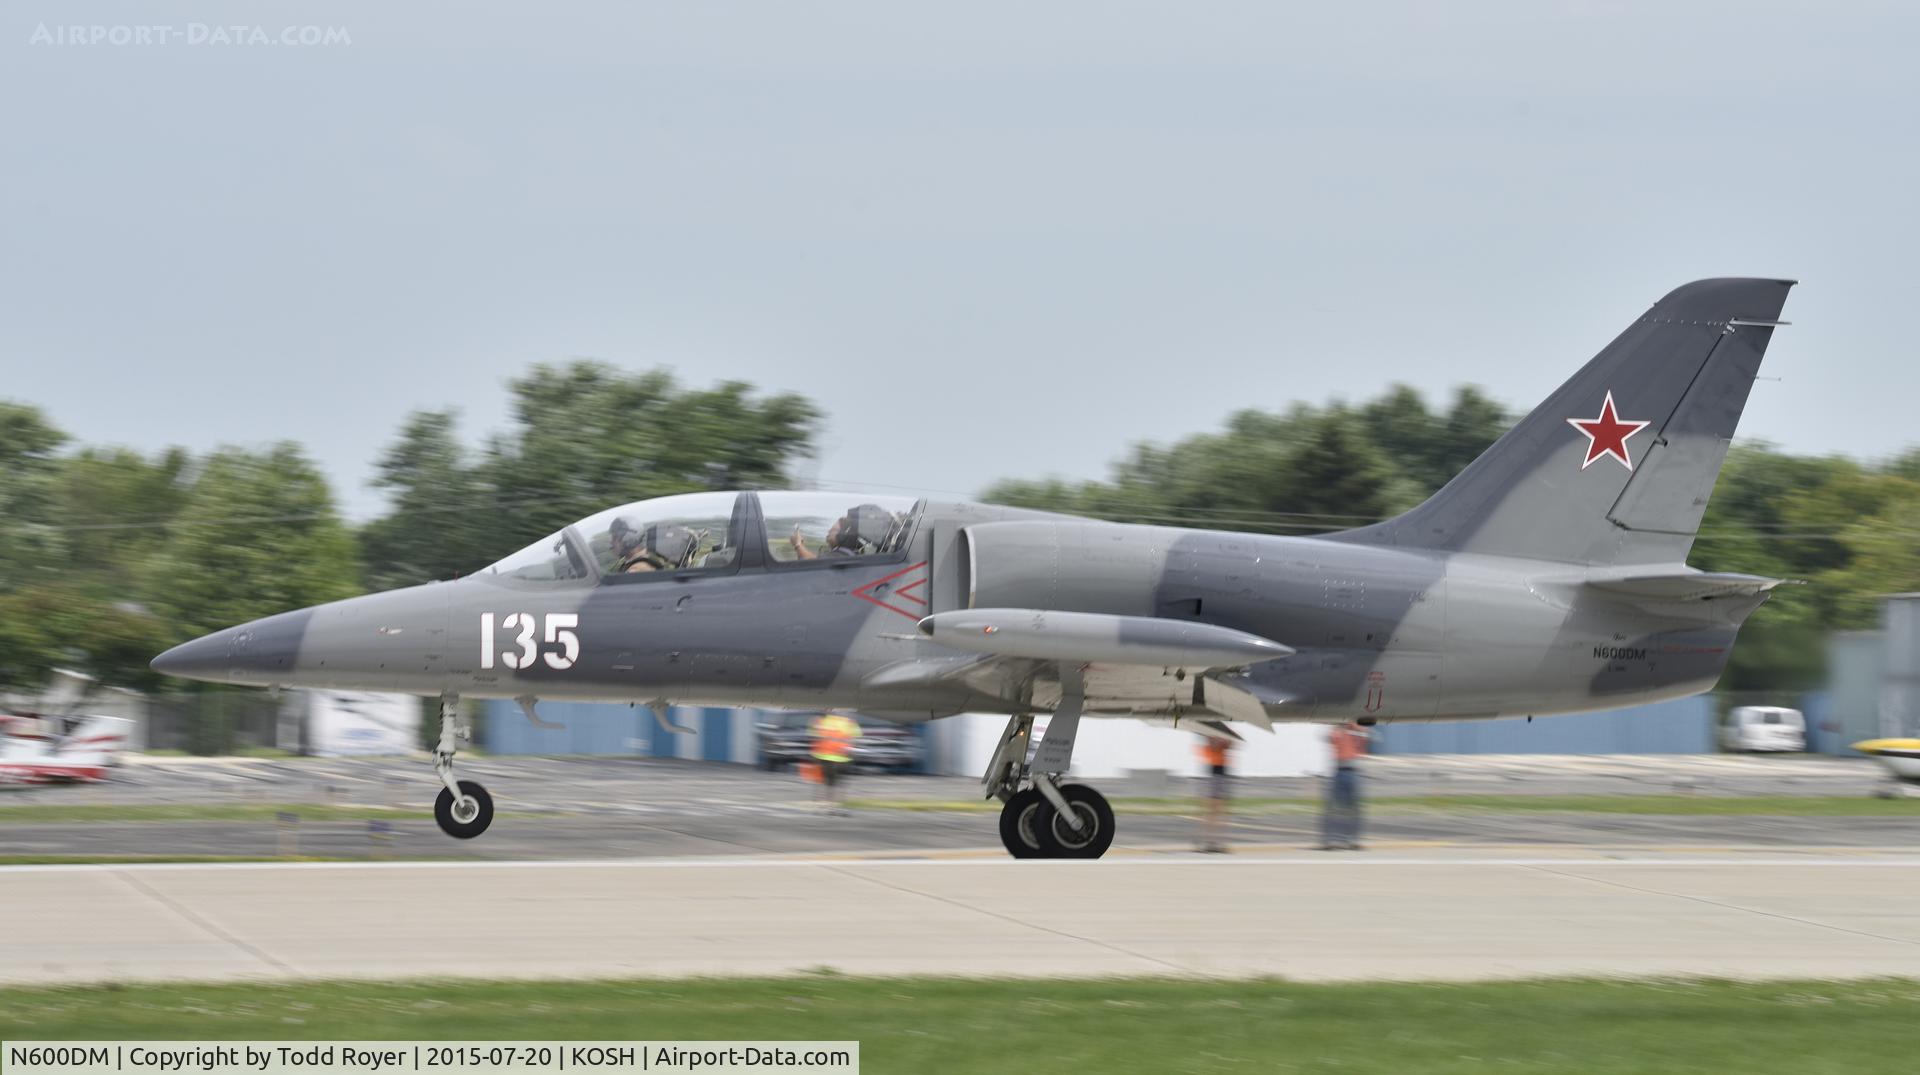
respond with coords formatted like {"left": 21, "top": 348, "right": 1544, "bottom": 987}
{"left": 430, "top": 692, "right": 493, "bottom": 839}
{"left": 435, "top": 780, "right": 494, "bottom": 839}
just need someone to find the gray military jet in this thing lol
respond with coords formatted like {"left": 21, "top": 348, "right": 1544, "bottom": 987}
{"left": 154, "top": 278, "right": 1794, "bottom": 858}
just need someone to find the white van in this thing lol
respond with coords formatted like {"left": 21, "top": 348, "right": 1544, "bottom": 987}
{"left": 1721, "top": 706, "right": 1806, "bottom": 753}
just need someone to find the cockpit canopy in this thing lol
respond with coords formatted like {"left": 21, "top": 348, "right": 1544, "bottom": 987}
{"left": 478, "top": 491, "right": 923, "bottom": 585}
{"left": 576, "top": 493, "right": 740, "bottom": 576}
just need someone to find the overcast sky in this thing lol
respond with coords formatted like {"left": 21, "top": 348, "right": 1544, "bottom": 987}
{"left": 4, "top": 1, "right": 1914, "bottom": 520}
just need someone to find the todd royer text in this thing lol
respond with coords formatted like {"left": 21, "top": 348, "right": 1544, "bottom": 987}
{"left": 252, "top": 1048, "right": 408, "bottom": 1071}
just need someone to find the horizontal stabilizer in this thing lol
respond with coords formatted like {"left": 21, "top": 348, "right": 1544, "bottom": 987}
{"left": 918, "top": 609, "right": 1292, "bottom": 668}
{"left": 1584, "top": 572, "right": 1788, "bottom": 601}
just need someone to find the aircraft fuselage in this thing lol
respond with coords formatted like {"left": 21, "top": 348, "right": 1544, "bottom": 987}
{"left": 155, "top": 497, "right": 1761, "bottom": 725}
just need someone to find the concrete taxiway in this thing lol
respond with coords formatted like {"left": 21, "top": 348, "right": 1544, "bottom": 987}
{"left": 6, "top": 854, "right": 1920, "bottom": 984}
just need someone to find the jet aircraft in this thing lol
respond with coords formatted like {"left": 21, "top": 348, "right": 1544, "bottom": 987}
{"left": 154, "top": 278, "right": 1795, "bottom": 857}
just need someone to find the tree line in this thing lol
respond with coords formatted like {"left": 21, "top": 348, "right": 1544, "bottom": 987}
{"left": 0, "top": 362, "right": 818, "bottom": 692}
{"left": 2, "top": 368, "right": 1914, "bottom": 698}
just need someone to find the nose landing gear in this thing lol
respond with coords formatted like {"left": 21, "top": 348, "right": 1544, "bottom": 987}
{"left": 432, "top": 692, "right": 493, "bottom": 839}
{"left": 435, "top": 779, "right": 494, "bottom": 839}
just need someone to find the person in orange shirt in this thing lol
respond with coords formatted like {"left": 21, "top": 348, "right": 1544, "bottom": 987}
{"left": 1195, "top": 734, "right": 1234, "bottom": 853}
{"left": 1319, "top": 722, "right": 1369, "bottom": 850}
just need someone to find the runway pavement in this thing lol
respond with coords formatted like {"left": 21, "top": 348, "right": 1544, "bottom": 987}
{"left": 38, "top": 751, "right": 1896, "bottom": 809}
{"left": 6, "top": 854, "right": 1920, "bottom": 984}
{"left": 3, "top": 754, "right": 1915, "bottom": 860}
{"left": 8, "top": 758, "right": 1918, "bottom": 985}
{"left": 7, "top": 804, "right": 1920, "bottom": 861}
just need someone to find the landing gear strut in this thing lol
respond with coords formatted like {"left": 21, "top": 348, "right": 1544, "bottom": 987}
{"left": 432, "top": 692, "right": 493, "bottom": 839}
{"left": 984, "top": 673, "right": 1114, "bottom": 859}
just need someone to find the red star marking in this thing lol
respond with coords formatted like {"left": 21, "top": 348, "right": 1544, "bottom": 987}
{"left": 1566, "top": 390, "right": 1652, "bottom": 471}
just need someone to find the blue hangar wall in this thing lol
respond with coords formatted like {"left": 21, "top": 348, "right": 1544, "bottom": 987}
{"left": 1374, "top": 697, "right": 1715, "bottom": 755}
{"left": 486, "top": 697, "right": 1720, "bottom": 760}
{"left": 482, "top": 701, "right": 759, "bottom": 764}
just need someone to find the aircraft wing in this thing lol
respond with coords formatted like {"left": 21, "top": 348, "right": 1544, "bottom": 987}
{"left": 866, "top": 609, "right": 1296, "bottom": 729}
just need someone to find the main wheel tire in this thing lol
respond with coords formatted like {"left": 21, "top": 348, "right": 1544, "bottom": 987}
{"left": 434, "top": 780, "right": 494, "bottom": 839}
{"left": 1033, "top": 783, "right": 1115, "bottom": 859}
{"left": 998, "top": 788, "right": 1049, "bottom": 859}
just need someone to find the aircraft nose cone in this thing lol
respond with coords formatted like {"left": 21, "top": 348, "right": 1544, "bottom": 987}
{"left": 150, "top": 635, "right": 225, "bottom": 680}
{"left": 150, "top": 608, "right": 313, "bottom": 686}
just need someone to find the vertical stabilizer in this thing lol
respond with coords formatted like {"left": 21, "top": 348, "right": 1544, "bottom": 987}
{"left": 1338, "top": 278, "right": 1794, "bottom": 565}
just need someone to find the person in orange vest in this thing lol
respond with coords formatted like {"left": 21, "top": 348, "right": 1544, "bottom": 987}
{"left": 1319, "top": 721, "right": 1369, "bottom": 850}
{"left": 1195, "top": 734, "right": 1234, "bottom": 853}
{"left": 809, "top": 711, "right": 863, "bottom": 814}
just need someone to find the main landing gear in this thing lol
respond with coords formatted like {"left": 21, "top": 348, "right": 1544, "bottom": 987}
{"left": 432, "top": 692, "right": 493, "bottom": 839}
{"left": 983, "top": 676, "right": 1115, "bottom": 859}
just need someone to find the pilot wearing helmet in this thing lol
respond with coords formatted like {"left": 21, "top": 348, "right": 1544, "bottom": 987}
{"left": 610, "top": 518, "right": 701, "bottom": 573}
{"left": 789, "top": 503, "right": 897, "bottom": 561}
{"left": 609, "top": 518, "right": 652, "bottom": 572}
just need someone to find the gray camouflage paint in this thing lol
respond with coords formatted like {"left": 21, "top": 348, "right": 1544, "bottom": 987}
{"left": 154, "top": 278, "right": 1794, "bottom": 731}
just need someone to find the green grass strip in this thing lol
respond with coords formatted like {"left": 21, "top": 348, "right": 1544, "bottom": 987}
{"left": 2, "top": 977, "right": 1918, "bottom": 1073}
